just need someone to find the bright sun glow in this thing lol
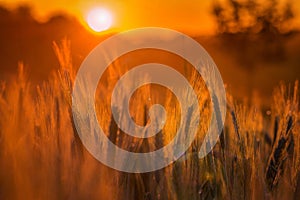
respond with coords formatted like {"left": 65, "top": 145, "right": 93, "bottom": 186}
{"left": 86, "top": 8, "right": 113, "bottom": 32}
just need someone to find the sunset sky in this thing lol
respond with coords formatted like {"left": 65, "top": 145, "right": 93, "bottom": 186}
{"left": 2, "top": 0, "right": 299, "bottom": 86}
{"left": 1, "top": 0, "right": 300, "bottom": 34}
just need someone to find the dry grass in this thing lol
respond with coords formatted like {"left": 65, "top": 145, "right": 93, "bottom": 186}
{"left": 0, "top": 40, "right": 299, "bottom": 200}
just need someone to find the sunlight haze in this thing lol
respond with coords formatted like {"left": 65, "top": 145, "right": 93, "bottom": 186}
{"left": 1, "top": 0, "right": 220, "bottom": 34}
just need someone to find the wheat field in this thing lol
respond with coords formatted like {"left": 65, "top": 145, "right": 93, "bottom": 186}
{"left": 0, "top": 40, "right": 299, "bottom": 200}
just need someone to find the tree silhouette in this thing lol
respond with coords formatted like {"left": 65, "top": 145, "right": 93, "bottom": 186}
{"left": 212, "top": 0, "right": 295, "bottom": 35}
{"left": 15, "top": 5, "right": 34, "bottom": 21}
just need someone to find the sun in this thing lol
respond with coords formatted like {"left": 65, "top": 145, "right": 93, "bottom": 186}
{"left": 86, "top": 8, "right": 113, "bottom": 32}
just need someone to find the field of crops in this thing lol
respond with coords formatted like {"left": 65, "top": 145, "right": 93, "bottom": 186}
{"left": 0, "top": 41, "right": 299, "bottom": 200}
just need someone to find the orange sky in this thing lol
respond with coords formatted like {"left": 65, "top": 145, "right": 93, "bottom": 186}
{"left": 1, "top": 0, "right": 300, "bottom": 35}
